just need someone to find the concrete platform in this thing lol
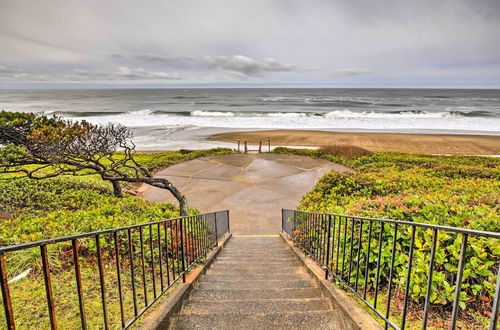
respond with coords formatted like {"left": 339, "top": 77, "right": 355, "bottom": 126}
{"left": 140, "top": 153, "right": 351, "bottom": 235}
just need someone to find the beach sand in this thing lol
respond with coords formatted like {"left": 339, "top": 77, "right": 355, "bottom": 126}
{"left": 207, "top": 130, "right": 500, "bottom": 155}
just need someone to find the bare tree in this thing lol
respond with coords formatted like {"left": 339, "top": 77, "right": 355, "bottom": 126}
{"left": 0, "top": 111, "right": 188, "bottom": 215}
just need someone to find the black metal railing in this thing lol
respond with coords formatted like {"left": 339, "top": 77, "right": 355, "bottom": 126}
{"left": 282, "top": 209, "right": 500, "bottom": 330}
{"left": 0, "top": 210, "right": 230, "bottom": 329}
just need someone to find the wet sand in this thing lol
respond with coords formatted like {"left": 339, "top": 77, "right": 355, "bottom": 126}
{"left": 207, "top": 130, "right": 500, "bottom": 155}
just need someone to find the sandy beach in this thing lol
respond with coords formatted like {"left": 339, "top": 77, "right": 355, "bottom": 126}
{"left": 207, "top": 130, "right": 500, "bottom": 155}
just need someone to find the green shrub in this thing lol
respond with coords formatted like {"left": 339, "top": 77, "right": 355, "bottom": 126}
{"left": 280, "top": 148, "right": 499, "bottom": 323}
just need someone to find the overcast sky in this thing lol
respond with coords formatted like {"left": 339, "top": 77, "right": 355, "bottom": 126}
{"left": 1, "top": 0, "right": 499, "bottom": 88}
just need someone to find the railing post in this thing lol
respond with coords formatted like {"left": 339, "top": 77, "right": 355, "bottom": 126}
{"left": 0, "top": 254, "right": 15, "bottom": 330}
{"left": 490, "top": 263, "right": 500, "bottom": 330}
{"left": 41, "top": 245, "right": 57, "bottom": 330}
{"left": 244, "top": 141, "right": 247, "bottom": 153}
{"left": 226, "top": 210, "right": 230, "bottom": 234}
{"left": 325, "top": 215, "right": 332, "bottom": 280}
{"left": 214, "top": 212, "right": 219, "bottom": 246}
{"left": 179, "top": 218, "right": 187, "bottom": 283}
{"left": 267, "top": 137, "right": 271, "bottom": 151}
{"left": 450, "top": 234, "right": 468, "bottom": 329}
{"left": 281, "top": 209, "right": 284, "bottom": 233}
{"left": 258, "top": 141, "right": 262, "bottom": 153}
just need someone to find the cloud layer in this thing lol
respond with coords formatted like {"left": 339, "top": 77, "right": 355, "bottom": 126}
{"left": 0, "top": 0, "right": 499, "bottom": 87}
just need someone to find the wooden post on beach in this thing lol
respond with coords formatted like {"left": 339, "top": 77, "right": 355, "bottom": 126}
{"left": 267, "top": 137, "right": 271, "bottom": 151}
{"left": 244, "top": 141, "right": 248, "bottom": 153}
{"left": 237, "top": 138, "right": 240, "bottom": 152}
{"left": 259, "top": 141, "right": 262, "bottom": 153}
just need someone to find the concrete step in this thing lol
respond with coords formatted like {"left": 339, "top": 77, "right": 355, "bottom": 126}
{"left": 180, "top": 298, "right": 330, "bottom": 314}
{"left": 214, "top": 260, "right": 300, "bottom": 266}
{"left": 216, "top": 257, "right": 297, "bottom": 263}
{"left": 171, "top": 311, "right": 338, "bottom": 329}
{"left": 201, "top": 273, "right": 310, "bottom": 281}
{"left": 207, "top": 265, "right": 304, "bottom": 275}
{"left": 209, "top": 264, "right": 303, "bottom": 271}
{"left": 189, "top": 287, "right": 324, "bottom": 301}
{"left": 221, "top": 247, "right": 287, "bottom": 252}
{"left": 217, "top": 253, "right": 295, "bottom": 258}
{"left": 196, "top": 279, "right": 315, "bottom": 290}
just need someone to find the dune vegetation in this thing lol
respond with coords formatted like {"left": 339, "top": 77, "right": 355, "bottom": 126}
{"left": 0, "top": 148, "right": 234, "bottom": 328}
{"left": 273, "top": 146, "right": 499, "bottom": 328}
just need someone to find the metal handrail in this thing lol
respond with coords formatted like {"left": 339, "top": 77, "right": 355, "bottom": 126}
{"left": 282, "top": 209, "right": 500, "bottom": 330}
{"left": 0, "top": 210, "right": 230, "bottom": 329}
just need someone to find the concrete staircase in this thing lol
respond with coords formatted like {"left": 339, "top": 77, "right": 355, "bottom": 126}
{"left": 169, "top": 236, "right": 338, "bottom": 329}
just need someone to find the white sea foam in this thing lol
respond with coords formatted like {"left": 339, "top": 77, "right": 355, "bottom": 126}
{"left": 71, "top": 109, "right": 500, "bottom": 134}
{"left": 191, "top": 110, "right": 236, "bottom": 117}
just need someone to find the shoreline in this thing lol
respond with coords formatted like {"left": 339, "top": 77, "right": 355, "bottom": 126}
{"left": 206, "top": 129, "right": 500, "bottom": 155}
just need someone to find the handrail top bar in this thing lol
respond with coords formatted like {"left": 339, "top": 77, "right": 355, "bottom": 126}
{"left": 0, "top": 210, "right": 229, "bottom": 254}
{"left": 283, "top": 209, "right": 500, "bottom": 239}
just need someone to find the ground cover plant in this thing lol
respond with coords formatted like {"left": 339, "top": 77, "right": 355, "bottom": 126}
{"left": 0, "top": 148, "right": 233, "bottom": 328}
{"left": 274, "top": 146, "right": 500, "bottom": 328}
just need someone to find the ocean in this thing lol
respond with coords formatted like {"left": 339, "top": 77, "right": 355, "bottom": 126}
{"left": 0, "top": 88, "right": 499, "bottom": 149}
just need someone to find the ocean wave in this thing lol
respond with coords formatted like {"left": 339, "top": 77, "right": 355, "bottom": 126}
{"left": 48, "top": 108, "right": 497, "bottom": 120}
{"left": 182, "top": 109, "right": 495, "bottom": 119}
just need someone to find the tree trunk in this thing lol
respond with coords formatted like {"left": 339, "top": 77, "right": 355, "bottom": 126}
{"left": 111, "top": 180, "right": 123, "bottom": 198}
{"left": 144, "top": 177, "right": 188, "bottom": 216}
{"left": 103, "top": 176, "right": 188, "bottom": 216}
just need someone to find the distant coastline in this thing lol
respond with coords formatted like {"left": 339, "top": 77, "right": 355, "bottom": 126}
{"left": 207, "top": 129, "right": 500, "bottom": 156}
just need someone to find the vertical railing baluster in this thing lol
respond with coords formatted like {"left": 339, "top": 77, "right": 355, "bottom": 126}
{"left": 40, "top": 245, "right": 57, "bottom": 330}
{"left": 127, "top": 228, "right": 138, "bottom": 316}
{"left": 149, "top": 225, "right": 157, "bottom": 298}
{"left": 401, "top": 226, "right": 416, "bottom": 330}
{"left": 157, "top": 223, "right": 164, "bottom": 292}
{"left": 374, "top": 222, "right": 384, "bottom": 309}
{"left": 214, "top": 212, "right": 219, "bottom": 246}
{"left": 490, "top": 263, "right": 500, "bottom": 330}
{"left": 179, "top": 218, "right": 187, "bottom": 283}
{"left": 363, "top": 221, "right": 373, "bottom": 300}
{"left": 348, "top": 217, "right": 356, "bottom": 285}
{"left": 422, "top": 228, "right": 438, "bottom": 329}
{"left": 170, "top": 221, "right": 178, "bottom": 280}
{"left": 0, "top": 253, "right": 15, "bottom": 330}
{"left": 330, "top": 215, "right": 337, "bottom": 278}
{"left": 384, "top": 224, "right": 398, "bottom": 330}
{"left": 341, "top": 216, "right": 348, "bottom": 281}
{"left": 113, "top": 232, "right": 125, "bottom": 328}
{"left": 72, "top": 239, "right": 87, "bottom": 329}
{"left": 335, "top": 216, "right": 342, "bottom": 275}
{"left": 163, "top": 222, "right": 171, "bottom": 287}
{"left": 325, "top": 215, "right": 332, "bottom": 279}
{"left": 355, "top": 219, "right": 364, "bottom": 292}
{"left": 139, "top": 227, "right": 148, "bottom": 306}
{"left": 95, "top": 235, "right": 109, "bottom": 330}
{"left": 450, "top": 234, "right": 468, "bottom": 329}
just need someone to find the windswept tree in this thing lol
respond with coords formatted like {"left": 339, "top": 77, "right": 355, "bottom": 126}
{"left": 0, "top": 111, "right": 188, "bottom": 215}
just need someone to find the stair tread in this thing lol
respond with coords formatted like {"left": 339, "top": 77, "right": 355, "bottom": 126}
{"left": 171, "top": 311, "right": 338, "bottom": 330}
{"left": 189, "top": 287, "right": 324, "bottom": 301}
{"left": 197, "top": 279, "right": 315, "bottom": 290}
{"left": 201, "top": 273, "right": 310, "bottom": 281}
{"left": 180, "top": 297, "right": 331, "bottom": 314}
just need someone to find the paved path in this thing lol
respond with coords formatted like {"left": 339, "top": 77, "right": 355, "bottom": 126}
{"left": 140, "top": 153, "right": 351, "bottom": 235}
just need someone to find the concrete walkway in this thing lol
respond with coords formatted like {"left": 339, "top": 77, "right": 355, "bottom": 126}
{"left": 140, "top": 153, "right": 351, "bottom": 235}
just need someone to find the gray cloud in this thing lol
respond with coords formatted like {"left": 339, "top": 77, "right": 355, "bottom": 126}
{"left": 131, "top": 54, "right": 314, "bottom": 77}
{"left": 0, "top": 65, "right": 183, "bottom": 82}
{"left": 329, "top": 68, "right": 374, "bottom": 77}
{"left": 0, "top": 0, "right": 499, "bottom": 87}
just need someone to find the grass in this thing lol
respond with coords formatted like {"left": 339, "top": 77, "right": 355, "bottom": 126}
{"left": 274, "top": 146, "right": 499, "bottom": 328}
{"left": 0, "top": 148, "right": 234, "bottom": 329}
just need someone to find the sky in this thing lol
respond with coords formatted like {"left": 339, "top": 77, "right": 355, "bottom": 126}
{"left": 1, "top": 0, "right": 500, "bottom": 88}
